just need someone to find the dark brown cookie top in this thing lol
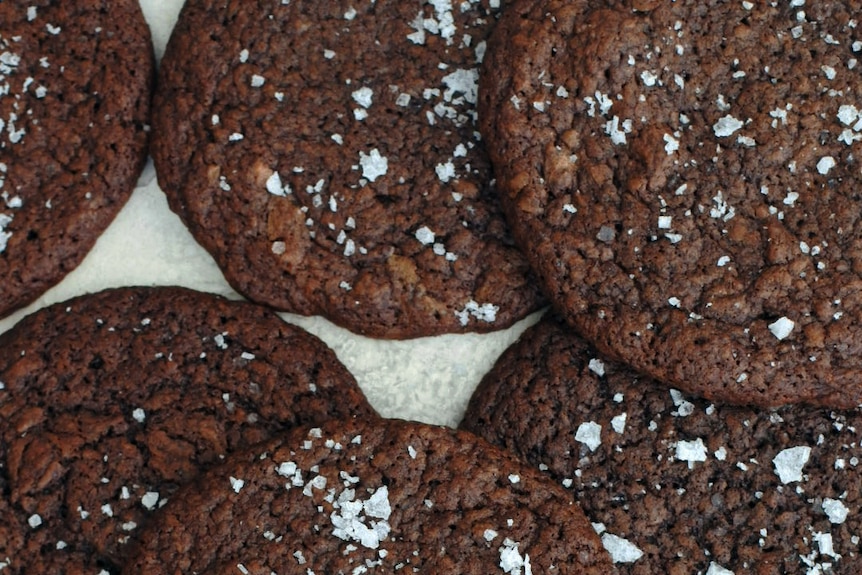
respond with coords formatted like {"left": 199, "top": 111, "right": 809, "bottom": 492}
{"left": 151, "top": 0, "right": 545, "bottom": 339}
{"left": 481, "top": 0, "right": 862, "bottom": 407}
{"left": 126, "top": 418, "right": 612, "bottom": 574}
{"left": 0, "top": 286, "right": 377, "bottom": 574}
{"left": 0, "top": 0, "right": 153, "bottom": 319}
{"left": 462, "top": 314, "right": 862, "bottom": 574}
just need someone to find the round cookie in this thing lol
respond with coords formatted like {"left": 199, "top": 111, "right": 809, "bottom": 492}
{"left": 0, "top": 1, "right": 153, "bottom": 318}
{"left": 480, "top": 0, "right": 862, "bottom": 407}
{"left": 125, "top": 418, "right": 611, "bottom": 574}
{"left": 462, "top": 314, "right": 862, "bottom": 574}
{"left": 151, "top": 0, "right": 544, "bottom": 339}
{"left": 0, "top": 286, "right": 376, "bottom": 574}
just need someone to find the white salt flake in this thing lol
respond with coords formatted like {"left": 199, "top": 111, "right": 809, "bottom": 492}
{"left": 768, "top": 317, "right": 795, "bottom": 340}
{"left": 575, "top": 421, "right": 602, "bottom": 452}
{"left": 28, "top": 514, "right": 42, "bottom": 529}
{"left": 816, "top": 156, "right": 836, "bottom": 176}
{"left": 640, "top": 70, "right": 659, "bottom": 87}
{"left": 435, "top": 161, "right": 456, "bottom": 182}
{"left": 663, "top": 133, "right": 679, "bottom": 155}
{"left": 441, "top": 68, "right": 479, "bottom": 105}
{"left": 415, "top": 226, "right": 435, "bottom": 245}
{"left": 837, "top": 104, "right": 860, "bottom": 126}
{"left": 823, "top": 498, "right": 850, "bottom": 524}
{"left": 676, "top": 438, "right": 708, "bottom": 468}
{"left": 141, "top": 492, "right": 160, "bottom": 510}
{"left": 250, "top": 74, "right": 265, "bottom": 88}
{"left": 773, "top": 446, "right": 811, "bottom": 484}
{"left": 705, "top": 562, "right": 735, "bottom": 575}
{"left": 454, "top": 300, "right": 499, "bottom": 325}
{"left": 132, "top": 408, "right": 146, "bottom": 423}
{"left": 713, "top": 115, "right": 744, "bottom": 137}
{"left": 363, "top": 486, "right": 391, "bottom": 520}
{"left": 601, "top": 533, "right": 643, "bottom": 564}
{"left": 588, "top": 358, "right": 606, "bottom": 377}
{"left": 230, "top": 477, "right": 245, "bottom": 493}
{"left": 611, "top": 413, "right": 627, "bottom": 434}
{"left": 605, "top": 116, "right": 629, "bottom": 145}
{"left": 352, "top": 87, "right": 374, "bottom": 109}
{"left": 499, "top": 539, "right": 532, "bottom": 575}
{"left": 359, "top": 149, "right": 388, "bottom": 182}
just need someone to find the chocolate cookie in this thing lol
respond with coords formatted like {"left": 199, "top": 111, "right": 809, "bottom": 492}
{"left": 151, "top": 0, "right": 544, "bottom": 339}
{"left": 0, "top": 286, "right": 376, "bottom": 574}
{"left": 480, "top": 0, "right": 862, "bottom": 407}
{"left": 126, "top": 418, "right": 611, "bottom": 574}
{"left": 462, "top": 314, "right": 862, "bottom": 573}
{"left": 0, "top": 1, "right": 153, "bottom": 318}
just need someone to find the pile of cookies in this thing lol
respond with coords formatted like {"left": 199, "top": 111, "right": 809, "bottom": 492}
{"left": 3, "top": 0, "right": 862, "bottom": 572}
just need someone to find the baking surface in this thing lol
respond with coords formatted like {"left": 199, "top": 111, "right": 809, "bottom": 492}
{"left": 0, "top": 0, "right": 541, "bottom": 428}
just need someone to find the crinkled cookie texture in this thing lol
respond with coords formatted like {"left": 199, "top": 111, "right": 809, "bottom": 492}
{"left": 0, "top": 286, "right": 376, "bottom": 574}
{"left": 462, "top": 315, "right": 862, "bottom": 574}
{"left": 481, "top": 0, "right": 862, "bottom": 407}
{"left": 125, "top": 418, "right": 612, "bottom": 575}
{"left": 0, "top": 0, "right": 153, "bottom": 319}
{"left": 152, "top": 0, "right": 545, "bottom": 339}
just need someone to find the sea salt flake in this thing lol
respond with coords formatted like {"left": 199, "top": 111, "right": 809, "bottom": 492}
{"left": 435, "top": 161, "right": 456, "bottom": 182}
{"left": 816, "top": 156, "right": 836, "bottom": 175}
{"left": 823, "top": 498, "right": 850, "bottom": 524}
{"left": 28, "top": 514, "right": 42, "bottom": 529}
{"left": 713, "top": 115, "right": 744, "bottom": 137}
{"left": 575, "top": 421, "right": 602, "bottom": 452}
{"left": 773, "top": 446, "right": 811, "bottom": 483}
{"left": 415, "top": 226, "right": 435, "bottom": 245}
{"left": 611, "top": 413, "right": 627, "bottom": 434}
{"left": 141, "top": 491, "right": 160, "bottom": 510}
{"left": 605, "top": 116, "right": 628, "bottom": 145}
{"left": 768, "top": 316, "right": 795, "bottom": 340}
{"left": 358, "top": 149, "right": 388, "bottom": 182}
{"left": 441, "top": 68, "right": 479, "bottom": 105}
{"left": 588, "top": 358, "right": 605, "bottom": 376}
{"left": 663, "top": 133, "right": 679, "bottom": 155}
{"left": 705, "top": 562, "right": 735, "bottom": 575}
{"left": 454, "top": 300, "right": 499, "bottom": 325}
{"left": 640, "top": 70, "right": 658, "bottom": 87}
{"left": 352, "top": 87, "right": 374, "bottom": 108}
{"left": 601, "top": 533, "right": 643, "bottom": 564}
{"left": 837, "top": 104, "right": 860, "bottom": 125}
{"left": 230, "top": 477, "right": 245, "bottom": 493}
{"left": 499, "top": 539, "right": 532, "bottom": 575}
{"left": 676, "top": 438, "right": 708, "bottom": 468}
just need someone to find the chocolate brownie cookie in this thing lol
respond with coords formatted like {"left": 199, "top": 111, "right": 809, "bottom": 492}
{"left": 481, "top": 0, "right": 862, "bottom": 407}
{"left": 462, "top": 314, "right": 862, "bottom": 573}
{"left": 0, "top": 1, "right": 153, "bottom": 318}
{"left": 151, "top": 0, "right": 544, "bottom": 339}
{"left": 0, "top": 286, "right": 376, "bottom": 574}
{"left": 126, "top": 418, "right": 612, "bottom": 574}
